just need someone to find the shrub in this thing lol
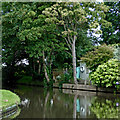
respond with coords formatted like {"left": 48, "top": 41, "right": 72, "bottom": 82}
{"left": 90, "top": 59, "right": 120, "bottom": 90}
{"left": 58, "top": 70, "right": 73, "bottom": 88}
{"left": 81, "top": 44, "right": 114, "bottom": 72}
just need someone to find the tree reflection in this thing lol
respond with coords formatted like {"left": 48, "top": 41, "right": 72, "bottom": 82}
{"left": 13, "top": 86, "right": 120, "bottom": 118}
{"left": 1, "top": 107, "right": 21, "bottom": 119}
{"left": 73, "top": 92, "right": 94, "bottom": 118}
{"left": 90, "top": 97, "right": 120, "bottom": 118}
{"left": 43, "top": 91, "right": 50, "bottom": 118}
{"left": 73, "top": 94, "right": 77, "bottom": 118}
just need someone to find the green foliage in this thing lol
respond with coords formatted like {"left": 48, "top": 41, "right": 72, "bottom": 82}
{"left": 59, "top": 79, "right": 69, "bottom": 89}
{"left": 17, "top": 75, "right": 44, "bottom": 86}
{"left": 17, "top": 76, "right": 32, "bottom": 84}
{"left": 2, "top": 3, "right": 58, "bottom": 84}
{"left": 43, "top": 2, "right": 112, "bottom": 83}
{"left": 2, "top": 3, "right": 31, "bottom": 65}
{"left": 90, "top": 98, "right": 120, "bottom": 118}
{"left": 101, "top": 2, "right": 119, "bottom": 44}
{"left": 81, "top": 44, "right": 113, "bottom": 71}
{"left": 90, "top": 59, "right": 120, "bottom": 90}
{"left": 43, "top": 77, "right": 54, "bottom": 88}
{"left": 76, "top": 30, "right": 94, "bottom": 58}
{"left": 43, "top": 78, "right": 48, "bottom": 88}
{"left": 42, "top": 2, "right": 112, "bottom": 50}
{"left": 2, "top": 2, "right": 114, "bottom": 86}
{"left": 58, "top": 70, "right": 73, "bottom": 88}
{"left": 109, "top": 44, "right": 120, "bottom": 61}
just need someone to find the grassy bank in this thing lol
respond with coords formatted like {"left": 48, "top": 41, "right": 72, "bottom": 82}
{"left": 16, "top": 76, "right": 44, "bottom": 86}
{"left": 0, "top": 90, "right": 20, "bottom": 111}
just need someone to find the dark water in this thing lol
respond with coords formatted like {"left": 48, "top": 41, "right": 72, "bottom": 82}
{"left": 9, "top": 85, "right": 120, "bottom": 119}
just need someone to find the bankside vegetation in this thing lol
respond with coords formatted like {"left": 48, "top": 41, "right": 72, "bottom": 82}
{"left": 90, "top": 59, "right": 120, "bottom": 89}
{"left": 2, "top": 2, "right": 119, "bottom": 89}
{"left": 81, "top": 43, "right": 120, "bottom": 90}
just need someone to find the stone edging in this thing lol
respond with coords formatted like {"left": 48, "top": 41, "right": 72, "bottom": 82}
{"left": 0, "top": 104, "right": 18, "bottom": 119}
{"left": 53, "top": 83, "right": 120, "bottom": 94}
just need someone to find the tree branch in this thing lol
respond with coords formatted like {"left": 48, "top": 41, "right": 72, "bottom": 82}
{"left": 64, "top": 37, "right": 72, "bottom": 51}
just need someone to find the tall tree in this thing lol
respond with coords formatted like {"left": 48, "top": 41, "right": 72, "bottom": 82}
{"left": 101, "top": 2, "right": 120, "bottom": 44}
{"left": 2, "top": 3, "right": 31, "bottom": 81}
{"left": 16, "top": 3, "right": 67, "bottom": 83}
{"left": 2, "top": 2, "right": 55, "bottom": 82}
{"left": 43, "top": 2, "right": 111, "bottom": 84}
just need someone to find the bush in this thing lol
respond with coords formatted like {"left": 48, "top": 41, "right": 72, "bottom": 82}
{"left": 58, "top": 70, "right": 73, "bottom": 88}
{"left": 90, "top": 59, "right": 120, "bottom": 90}
{"left": 81, "top": 44, "right": 113, "bottom": 72}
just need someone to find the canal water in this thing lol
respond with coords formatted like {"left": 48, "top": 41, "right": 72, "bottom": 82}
{"left": 8, "top": 85, "right": 120, "bottom": 119}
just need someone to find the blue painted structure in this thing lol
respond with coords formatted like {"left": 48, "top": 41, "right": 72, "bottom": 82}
{"left": 76, "top": 67, "right": 80, "bottom": 79}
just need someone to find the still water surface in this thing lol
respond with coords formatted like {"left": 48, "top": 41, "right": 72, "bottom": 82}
{"left": 9, "top": 85, "right": 120, "bottom": 119}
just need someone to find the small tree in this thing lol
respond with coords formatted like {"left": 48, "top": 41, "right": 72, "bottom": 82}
{"left": 81, "top": 44, "right": 114, "bottom": 72}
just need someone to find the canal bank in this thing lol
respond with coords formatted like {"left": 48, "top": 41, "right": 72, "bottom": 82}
{"left": 15, "top": 82, "right": 120, "bottom": 94}
{"left": 0, "top": 90, "right": 21, "bottom": 119}
{"left": 53, "top": 83, "right": 120, "bottom": 94}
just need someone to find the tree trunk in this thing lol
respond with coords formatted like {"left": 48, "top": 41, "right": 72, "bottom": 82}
{"left": 38, "top": 62, "right": 41, "bottom": 75}
{"left": 72, "top": 38, "right": 78, "bottom": 84}
{"left": 33, "top": 58, "right": 35, "bottom": 72}
{"left": 48, "top": 51, "right": 53, "bottom": 75}
{"left": 49, "top": 55, "right": 53, "bottom": 75}
{"left": 43, "top": 51, "right": 50, "bottom": 83}
{"left": 29, "top": 57, "right": 33, "bottom": 74}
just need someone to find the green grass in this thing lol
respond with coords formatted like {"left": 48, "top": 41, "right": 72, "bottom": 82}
{"left": 17, "top": 75, "right": 44, "bottom": 86}
{"left": 17, "top": 76, "right": 33, "bottom": 84}
{"left": 0, "top": 90, "right": 20, "bottom": 110}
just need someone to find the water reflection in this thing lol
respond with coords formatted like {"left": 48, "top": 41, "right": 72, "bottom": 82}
{"left": 43, "top": 92, "right": 49, "bottom": 118}
{"left": 11, "top": 85, "right": 120, "bottom": 118}
{"left": 73, "top": 94, "right": 77, "bottom": 118}
{"left": 21, "top": 98, "right": 30, "bottom": 108}
{"left": 73, "top": 95, "right": 93, "bottom": 118}
{"left": 72, "top": 91, "right": 97, "bottom": 118}
{"left": 1, "top": 107, "right": 21, "bottom": 119}
{"left": 90, "top": 97, "right": 120, "bottom": 118}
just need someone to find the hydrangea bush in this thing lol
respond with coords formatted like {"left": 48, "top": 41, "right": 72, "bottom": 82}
{"left": 90, "top": 59, "right": 120, "bottom": 90}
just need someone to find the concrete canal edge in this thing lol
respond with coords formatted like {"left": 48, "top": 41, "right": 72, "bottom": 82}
{"left": 53, "top": 83, "right": 120, "bottom": 94}
{"left": 0, "top": 104, "right": 19, "bottom": 119}
{"left": 0, "top": 90, "right": 21, "bottom": 119}
{"left": 15, "top": 83, "right": 120, "bottom": 94}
